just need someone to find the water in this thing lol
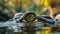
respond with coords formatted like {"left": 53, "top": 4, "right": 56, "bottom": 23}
{"left": 50, "top": 32, "right": 60, "bottom": 34}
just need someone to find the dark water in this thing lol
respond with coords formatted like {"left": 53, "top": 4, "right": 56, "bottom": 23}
{"left": 50, "top": 32, "right": 60, "bottom": 34}
{"left": 0, "top": 31, "right": 60, "bottom": 34}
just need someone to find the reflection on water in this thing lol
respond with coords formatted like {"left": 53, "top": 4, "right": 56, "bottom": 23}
{"left": 22, "top": 31, "right": 60, "bottom": 34}
{"left": 50, "top": 32, "right": 60, "bottom": 34}
{"left": 0, "top": 31, "right": 60, "bottom": 34}
{"left": 0, "top": 27, "right": 60, "bottom": 34}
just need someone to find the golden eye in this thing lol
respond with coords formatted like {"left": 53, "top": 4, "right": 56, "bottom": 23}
{"left": 24, "top": 12, "right": 36, "bottom": 22}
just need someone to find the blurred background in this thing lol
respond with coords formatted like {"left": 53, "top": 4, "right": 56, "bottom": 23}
{"left": 0, "top": 0, "right": 60, "bottom": 17}
{"left": 0, "top": 0, "right": 59, "bottom": 16}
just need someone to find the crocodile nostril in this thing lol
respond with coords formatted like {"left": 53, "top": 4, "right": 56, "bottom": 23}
{"left": 56, "top": 19, "right": 58, "bottom": 21}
